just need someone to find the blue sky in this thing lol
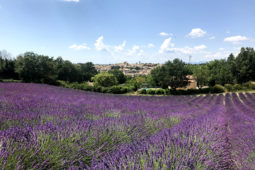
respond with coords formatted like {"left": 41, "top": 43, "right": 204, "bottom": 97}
{"left": 0, "top": 0, "right": 255, "bottom": 64}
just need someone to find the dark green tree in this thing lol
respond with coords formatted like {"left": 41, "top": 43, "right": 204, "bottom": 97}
{"left": 108, "top": 69, "right": 126, "bottom": 84}
{"left": 151, "top": 59, "right": 191, "bottom": 90}
{"left": 15, "top": 52, "right": 57, "bottom": 83}
{"left": 79, "top": 62, "right": 98, "bottom": 82}
{"left": 207, "top": 59, "right": 234, "bottom": 86}
{"left": 55, "top": 59, "right": 79, "bottom": 82}
{"left": 0, "top": 50, "right": 18, "bottom": 79}
{"left": 235, "top": 47, "right": 255, "bottom": 83}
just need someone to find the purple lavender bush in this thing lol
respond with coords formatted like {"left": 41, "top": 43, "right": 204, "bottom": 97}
{"left": 0, "top": 83, "right": 254, "bottom": 169}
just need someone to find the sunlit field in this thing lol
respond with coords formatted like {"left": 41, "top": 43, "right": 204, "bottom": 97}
{"left": 0, "top": 83, "right": 255, "bottom": 169}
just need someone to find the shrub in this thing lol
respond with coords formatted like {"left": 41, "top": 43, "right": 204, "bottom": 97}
{"left": 107, "top": 86, "right": 122, "bottom": 94}
{"left": 92, "top": 72, "right": 118, "bottom": 87}
{"left": 93, "top": 86, "right": 102, "bottom": 92}
{"left": 242, "top": 82, "right": 255, "bottom": 90}
{"left": 138, "top": 88, "right": 147, "bottom": 94}
{"left": 120, "top": 87, "right": 129, "bottom": 93}
{"left": 212, "top": 84, "right": 225, "bottom": 93}
{"left": 57, "top": 80, "right": 69, "bottom": 88}
{"left": 101, "top": 87, "right": 108, "bottom": 93}
{"left": 155, "top": 89, "right": 165, "bottom": 95}
{"left": 251, "top": 83, "right": 255, "bottom": 90}
{"left": 224, "top": 84, "right": 233, "bottom": 92}
{"left": 233, "top": 84, "right": 242, "bottom": 91}
{"left": 147, "top": 89, "right": 156, "bottom": 95}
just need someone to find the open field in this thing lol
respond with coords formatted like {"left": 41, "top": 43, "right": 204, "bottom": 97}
{"left": 0, "top": 83, "right": 255, "bottom": 169}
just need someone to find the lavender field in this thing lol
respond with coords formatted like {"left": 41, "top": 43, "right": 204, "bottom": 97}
{"left": 0, "top": 83, "right": 255, "bottom": 169}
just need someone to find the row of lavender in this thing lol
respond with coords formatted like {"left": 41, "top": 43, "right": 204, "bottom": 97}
{"left": 0, "top": 83, "right": 254, "bottom": 169}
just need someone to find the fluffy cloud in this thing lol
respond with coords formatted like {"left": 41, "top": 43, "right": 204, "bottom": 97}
{"left": 62, "top": 0, "right": 80, "bottom": 2}
{"left": 188, "top": 28, "right": 207, "bottom": 38}
{"left": 194, "top": 45, "right": 207, "bottom": 50}
{"left": 69, "top": 43, "right": 90, "bottom": 50}
{"left": 159, "top": 37, "right": 207, "bottom": 55}
{"left": 224, "top": 35, "right": 248, "bottom": 44}
{"left": 95, "top": 36, "right": 109, "bottom": 51}
{"left": 159, "top": 32, "right": 173, "bottom": 37}
{"left": 128, "top": 45, "right": 144, "bottom": 56}
{"left": 114, "top": 41, "right": 126, "bottom": 52}
{"left": 159, "top": 37, "right": 175, "bottom": 53}
{"left": 159, "top": 32, "right": 168, "bottom": 36}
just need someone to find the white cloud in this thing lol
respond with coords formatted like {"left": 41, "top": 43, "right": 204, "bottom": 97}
{"left": 62, "top": 0, "right": 80, "bottom": 2}
{"left": 159, "top": 32, "right": 173, "bottom": 37}
{"left": 188, "top": 28, "right": 207, "bottom": 38}
{"left": 69, "top": 43, "right": 90, "bottom": 50}
{"left": 95, "top": 36, "right": 109, "bottom": 51}
{"left": 147, "top": 43, "right": 155, "bottom": 48}
{"left": 159, "top": 37, "right": 175, "bottom": 53}
{"left": 159, "top": 32, "right": 168, "bottom": 37}
{"left": 114, "top": 41, "right": 126, "bottom": 52}
{"left": 128, "top": 45, "right": 144, "bottom": 56}
{"left": 194, "top": 45, "right": 207, "bottom": 50}
{"left": 224, "top": 35, "right": 248, "bottom": 44}
{"left": 159, "top": 37, "right": 207, "bottom": 55}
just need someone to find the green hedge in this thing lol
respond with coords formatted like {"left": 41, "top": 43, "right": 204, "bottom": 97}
{"left": 212, "top": 84, "right": 225, "bottom": 93}
{"left": 224, "top": 84, "right": 233, "bottom": 92}
{"left": 138, "top": 88, "right": 147, "bottom": 94}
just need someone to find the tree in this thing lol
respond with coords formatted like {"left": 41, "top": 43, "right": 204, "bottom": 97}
{"left": 15, "top": 52, "right": 57, "bottom": 83}
{"left": 151, "top": 59, "right": 191, "bottom": 90}
{"left": 55, "top": 59, "right": 79, "bottom": 82}
{"left": 92, "top": 72, "right": 118, "bottom": 87}
{"left": 79, "top": 62, "right": 98, "bottom": 82}
{"left": 207, "top": 59, "right": 234, "bottom": 86}
{"left": 108, "top": 69, "right": 126, "bottom": 84}
{"left": 0, "top": 50, "right": 18, "bottom": 79}
{"left": 235, "top": 47, "right": 255, "bottom": 83}
{"left": 192, "top": 65, "right": 209, "bottom": 88}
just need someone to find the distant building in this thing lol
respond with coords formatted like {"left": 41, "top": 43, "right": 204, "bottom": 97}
{"left": 95, "top": 62, "right": 160, "bottom": 77}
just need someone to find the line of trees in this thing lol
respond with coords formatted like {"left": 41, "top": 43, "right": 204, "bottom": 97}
{"left": 1, "top": 51, "right": 98, "bottom": 84}
{"left": 1, "top": 47, "right": 255, "bottom": 93}
{"left": 149, "top": 47, "right": 255, "bottom": 90}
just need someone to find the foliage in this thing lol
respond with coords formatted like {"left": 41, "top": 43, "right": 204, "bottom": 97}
{"left": 207, "top": 59, "right": 234, "bottom": 86}
{"left": 224, "top": 84, "right": 233, "bottom": 92}
{"left": 92, "top": 72, "right": 118, "bottom": 87}
{"left": 108, "top": 69, "right": 126, "bottom": 84}
{"left": 235, "top": 48, "right": 255, "bottom": 83}
{"left": 155, "top": 88, "right": 165, "bottom": 95}
{"left": 147, "top": 89, "right": 156, "bottom": 95}
{"left": 78, "top": 62, "right": 98, "bottom": 82}
{"left": 138, "top": 88, "right": 147, "bottom": 94}
{"left": 233, "top": 84, "right": 242, "bottom": 91}
{"left": 15, "top": 52, "right": 57, "bottom": 84}
{"left": 0, "top": 51, "right": 19, "bottom": 80}
{"left": 151, "top": 59, "right": 191, "bottom": 90}
{"left": 191, "top": 64, "right": 209, "bottom": 88}
{"left": 212, "top": 84, "right": 225, "bottom": 93}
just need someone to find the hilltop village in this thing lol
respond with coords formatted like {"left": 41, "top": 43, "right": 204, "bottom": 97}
{"left": 95, "top": 62, "right": 162, "bottom": 77}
